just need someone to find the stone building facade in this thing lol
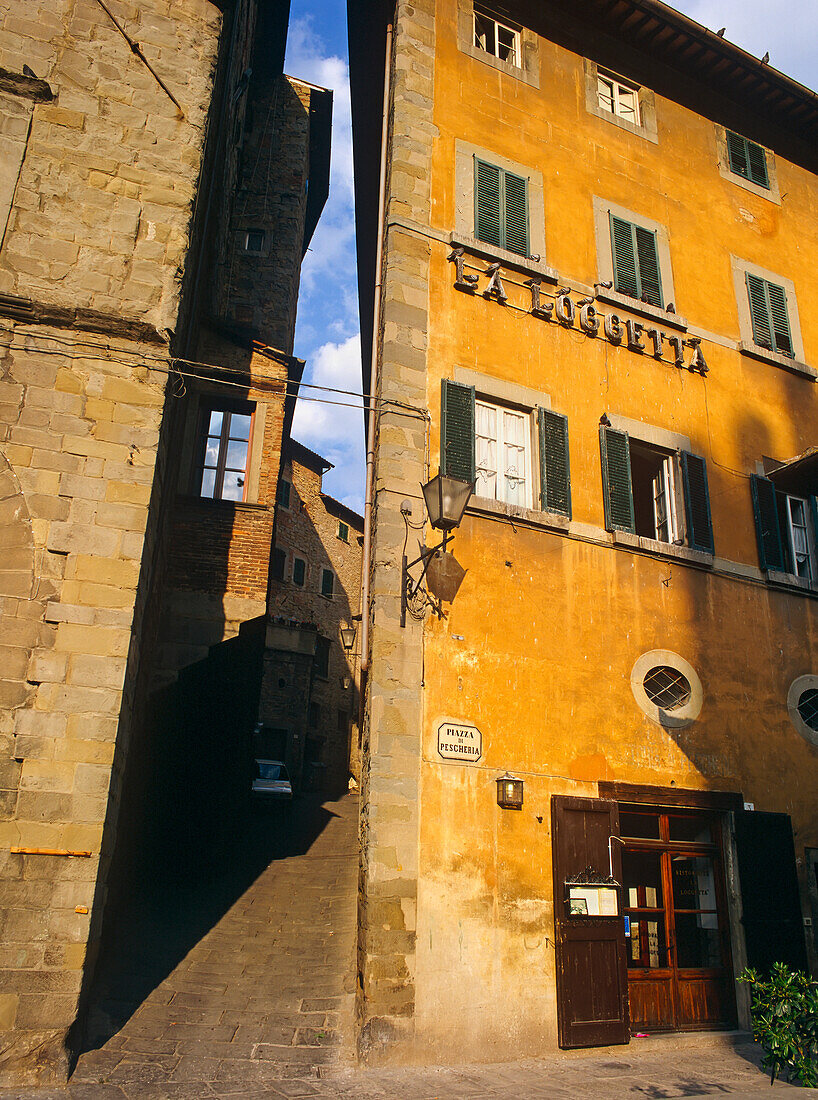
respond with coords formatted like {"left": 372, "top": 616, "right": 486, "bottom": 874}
{"left": 349, "top": 0, "right": 818, "bottom": 1067}
{"left": 261, "top": 440, "right": 364, "bottom": 793}
{"left": 0, "top": 0, "right": 330, "bottom": 1083}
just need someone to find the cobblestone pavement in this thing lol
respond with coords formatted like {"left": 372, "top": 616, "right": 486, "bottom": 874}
{"left": 0, "top": 1033, "right": 806, "bottom": 1098}
{"left": 13, "top": 790, "right": 359, "bottom": 1098}
{"left": 0, "top": 790, "right": 805, "bottom": 1098}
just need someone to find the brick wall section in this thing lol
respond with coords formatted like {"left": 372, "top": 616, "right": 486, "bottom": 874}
{"left": 261, "top": 445, "right": 363, "bottom": 789}
{"left": 0, "top": 0, "right": 224, "bottom": 1081}
{"left": 357, "top": 0, "right": 437, "bottom": 1062}
{"left": 155, "top": 342, "right": 290, "bottom": 682}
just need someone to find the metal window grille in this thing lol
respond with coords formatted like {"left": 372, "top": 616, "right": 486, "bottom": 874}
{"left": 643, "top": 666, "right": 691, "bottom": 711}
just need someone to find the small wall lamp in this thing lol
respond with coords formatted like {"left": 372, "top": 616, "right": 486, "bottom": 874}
{"left": 401, "top": 471, "right": 474, "bottom": 627}
{"left": 496, "top": 773, "right": 524, "bottom": 810}
{"left": 340, "top": 623, "right": 357, "bottom": 651}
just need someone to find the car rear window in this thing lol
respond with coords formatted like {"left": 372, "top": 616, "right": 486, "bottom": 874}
{"left": 256, "top": 762, "right": 288, "bottom": 780}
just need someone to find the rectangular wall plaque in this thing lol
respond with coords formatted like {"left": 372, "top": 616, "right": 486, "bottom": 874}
{"left": 437, "top": 721, "right": 483, "bottom": 762}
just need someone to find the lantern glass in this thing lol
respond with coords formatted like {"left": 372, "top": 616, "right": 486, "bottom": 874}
{"left": 422, "top": 473, "right": 473, "bottom": 532}
{"left": 496, "top": 774, "right": 524, "bottom": 810}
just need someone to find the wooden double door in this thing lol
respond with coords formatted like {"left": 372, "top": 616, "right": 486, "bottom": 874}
{"left": 621, "top": 805, "right": 735, "bottom": 1032}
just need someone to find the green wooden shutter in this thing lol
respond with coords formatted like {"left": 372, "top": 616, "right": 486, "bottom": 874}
{"left": 766, "top": 281, "right": 793, "bottom": 357}
{"left": 750, "top": 474, "right": 785, "bottom": 572}
{"left": 680, "top": 451, "right": 714, "bottom": 554}
{"left": 441, "top": 379, "right": 475, "bottom": 482}
{"left": 726, "top": 130, "right": 749, "bottom": 179}
{"left": 746, "top": 274, "right": 793, "bottom": 357}
{"left": 634, "top": 225, "right": 663, "bottom": 307}
{"left": 538, "top": 408, "right": 571, "bottom": 518}
{"left": 600, "top": 426, "right": 634, "bottom": 533}
{"left": 746, "top": 140, "right": 770, "bottom": 188}
{"left": 475, "top": 159, "right": 502, "bottom": 250}
{"left": 811, "top": 498, "right": 818, "bottom": 578}
{"left": 746, "top": 272, "right": 773, "bottom": 350}
{"left": 610, "top": 214, "right": 639, "bottom": 300}
{"left": 502, "top": 170, "right": 529, "bottom": 257}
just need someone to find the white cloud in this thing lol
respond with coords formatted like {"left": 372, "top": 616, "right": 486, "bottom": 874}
{"left": 292, "top": 334, "right": 365, "bottom": 512}
{"left": 285, "top": 16, "right": 364, "bottom": 511}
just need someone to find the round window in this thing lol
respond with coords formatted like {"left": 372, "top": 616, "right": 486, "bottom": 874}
{"left": 643, "top": 665, "right": 692, "bottom": 711}
{"left": 796, "top": 688, "right": 818, "bottom": 732}
{"left": 630, "top": 650, "right": 703, "bottom": 728}
{"left": 787, "top": 676, "right": 818, "bottom": 747}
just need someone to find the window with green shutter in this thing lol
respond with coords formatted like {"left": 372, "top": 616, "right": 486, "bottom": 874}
{"left": 745, "top": 273, "right": 794, "bottom": 358}
{"left": 726, "top": 131, "right": 770, "bottom": 189}
{"left": 474, "top": 159, "right": 529, "bottom": 257}
{"left": 441, "top": 379, "right": 476, "bottom": 483}
{"left": 538, "top": 408, "right": 571, "bottom": 518}
{"left": 609, "top": 214, "right": 663, "bottom": 307}
{"left": 600, "top": 427, "right": 714, "bottom": 552}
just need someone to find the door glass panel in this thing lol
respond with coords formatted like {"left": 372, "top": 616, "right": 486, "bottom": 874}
{"left": 619, "top": 811, "right": 660, "bottom": 839}
{"left": 668, "top": 814, "right": 713, "bottom": 843}
{"left": 675, "top": 913, "right": 721, "bottom": 968}
{"left": 628, "top": 918, "right": 667, "bottom": 968}
{"left": 671, "top": 855, "right": 716, "bottom": 910}
{"left": 623, "top": 849, "right": 664, "bottom": 910}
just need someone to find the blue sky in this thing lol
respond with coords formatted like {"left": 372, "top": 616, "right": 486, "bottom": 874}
{"left": 283, "top": 0, "right": 817, "bottom": 515}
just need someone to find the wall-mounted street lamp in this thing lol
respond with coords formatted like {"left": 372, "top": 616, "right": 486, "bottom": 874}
{"left": 401, "top": 472, "right": 473, "bottom": 627}
{"left": 340, "top": 623, "right": 357, "bottom": 651}
{"left": 496, "top": 773, "right": 524, "bottom": 810}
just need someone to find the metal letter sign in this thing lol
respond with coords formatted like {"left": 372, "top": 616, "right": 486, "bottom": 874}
{"left": 437, "top": 721, "right": 483, "bottom": 763}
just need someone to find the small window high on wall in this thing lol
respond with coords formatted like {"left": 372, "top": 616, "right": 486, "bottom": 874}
{"left": 473, "top": 7, "right": 520, "bottom": 67}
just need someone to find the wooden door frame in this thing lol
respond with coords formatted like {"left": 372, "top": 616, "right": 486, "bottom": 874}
{"left": 617, "top": 800, "right": 738, "bottom": 1031}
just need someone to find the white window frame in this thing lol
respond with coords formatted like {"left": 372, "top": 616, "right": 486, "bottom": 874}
{"left": 475, "top": 398, "right": 534, "bottom": 509}
{"left": 784, "top": 495, "right": 815, "bottom": 582}
{"left": 473, "top": 8, "right": 520, "bottom": 68}
{"left": 651, "top": 455, "right": 680, "bottom": 545}
{"left": 597, "top": 71, "right": 641, "bottom": 126}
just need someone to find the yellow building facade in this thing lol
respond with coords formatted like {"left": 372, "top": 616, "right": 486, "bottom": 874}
{"left": 349, "top": 0, "right": 818, "bottom": 1064}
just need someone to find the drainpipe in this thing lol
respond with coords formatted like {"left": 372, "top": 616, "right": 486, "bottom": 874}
{"left": 359, "top": 22, "right": 393, "bottom": 685}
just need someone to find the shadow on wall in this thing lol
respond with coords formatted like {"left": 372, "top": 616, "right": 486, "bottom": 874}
{"left": 79, "top": 616, "right": 341, "bottom": 1054}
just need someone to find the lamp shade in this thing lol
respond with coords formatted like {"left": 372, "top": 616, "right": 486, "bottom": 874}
{"left": 496, "top": 773, "right": 524, "bottom": 810}
{"left": 422, "top": 473, "right": 474, "bottom": 532}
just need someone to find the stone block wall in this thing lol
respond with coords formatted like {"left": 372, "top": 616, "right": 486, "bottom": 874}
{"left": 356, "top": 0, "right": 437, "bottom": 1062}
{"left": 0, "top": 0, "right": 227, "bottom": 1081}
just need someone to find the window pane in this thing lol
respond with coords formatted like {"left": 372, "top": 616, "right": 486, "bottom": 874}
{"left": 204, "top": 437, "right": 220, "bottom": 467}
{"left": 623, "top": 849, "right": 664, "bottom": 909}
{"left": 617, "top": 86, "right": 638, "bottom": 121}
{"left": 200, "top": 468, "right": 216, "bottom": 497}
{"left": 497, "top": 25, "right": 517, "bottom": 64}
{"left": 503, "top": 410, "right": 527, "bottom": 506}
{"left": 675, "top": 914, "right": 721, "bottom": 968}
{"left": 619, "top": 811, "right": 661, "bottom": 839}
{"left": 476, "top": 402, "right": 498, "bottom": 499}
{"left": 208, "top": 410, "right": 223, "bottom": 434}
{"left": 628, "top": 918, "right": 667, "bottom": 969}
{"left": 474, "top": 12, "right": 494, "bottom": 53}
{"left": 229, "top": 413, "right": 252, "bottom": 441}
{"left": 597, "top": 76, "right": 614, "bottom": 113}
{"left": 225, "top": 440, "right": 249, "bottom": 471}
{"left": 222, "top": 472, "right": 245, "bottom": 500}
{"left": 668, "top": 815, "right": 713, "bottom": 844}
{"left": 671, "top": 855, "right": 717, "bottom": 911}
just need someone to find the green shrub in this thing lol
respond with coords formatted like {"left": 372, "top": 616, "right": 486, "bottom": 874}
{"left": 740, "top": 962, "right": 818, "bottom": 1087}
